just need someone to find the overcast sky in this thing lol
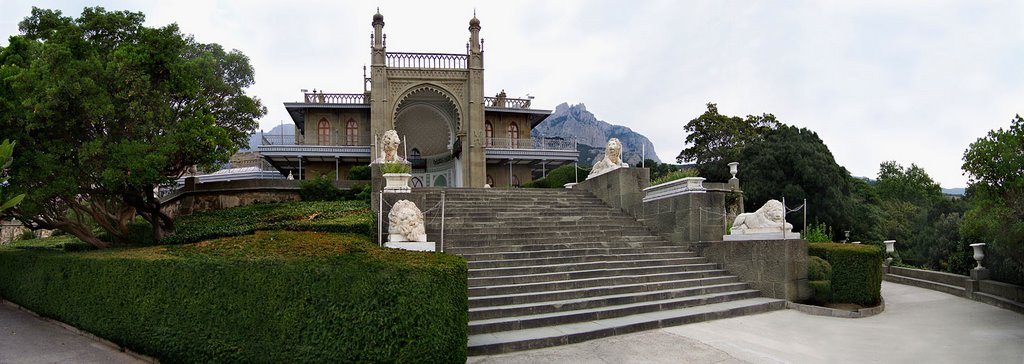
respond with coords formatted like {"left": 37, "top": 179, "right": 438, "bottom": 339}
{"left": 2, "top": 1, "right": 1022, "bottom": 188}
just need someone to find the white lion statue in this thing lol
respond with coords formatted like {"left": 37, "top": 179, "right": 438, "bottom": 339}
{"left": 730, "top": 199, "right": 793, "bottom": 234}
{"left": 586, "top": 138, "right": 629, "bottom": 180}
{"left": 388, "top": 200, "right": 427, "bottom": 242}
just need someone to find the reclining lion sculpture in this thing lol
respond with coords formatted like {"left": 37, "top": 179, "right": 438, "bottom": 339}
{"left": 731, "top": 199, "right": 792, "bottom": 234}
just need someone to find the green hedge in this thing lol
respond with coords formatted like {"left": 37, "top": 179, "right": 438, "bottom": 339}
{"left": 808, "top": 243, "right": 883, "bottom": 306}
{"left": 523, "top": 165, "right": 590, "bottom": 188}
{"left": 0, "top": 232, "right": 467, "bottom": 363}
{"left": 164, "top": 201, "right": 372, "bottom": 245}
{"left": 807, "top": 256, "right": 833, "bottom": 304}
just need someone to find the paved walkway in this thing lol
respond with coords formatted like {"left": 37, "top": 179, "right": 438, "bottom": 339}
{"left": 0, "top": 301, "right": 144, "bottom": 364}
{"left": 468, "top": 281, "right": 1024, "bottom": 363}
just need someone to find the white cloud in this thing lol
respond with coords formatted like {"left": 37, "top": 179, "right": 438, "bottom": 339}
{"left": 2, "top": 0, "right": 1021, "bottom": 187}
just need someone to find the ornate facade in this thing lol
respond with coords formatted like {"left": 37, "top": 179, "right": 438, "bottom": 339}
{"left": 259, "top": 11, "right": 577, "bottom": 188}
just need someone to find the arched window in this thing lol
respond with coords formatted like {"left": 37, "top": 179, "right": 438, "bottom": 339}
{"left": 317, "top": 119, "right": 330, "bottom": 145}
{"left": 485, "top": 121, "right": 493, "bottom": 147}
{"left": 486, "top": 175, "right": 494, "bottom": 187}
{"left": 507, "top": 122, "right": 519, "bottom": 148}
{"left": 345, "top": 119, "right": 359, "bottom": 145}
{"left": 511, "top": 175, "right": 520, "bottom": 188}
{"left": 411, "top": 177, "right": 424, "bottom": 188}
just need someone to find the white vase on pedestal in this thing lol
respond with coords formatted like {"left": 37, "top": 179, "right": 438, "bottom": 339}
{"left": 970, "top": 243, "right": 986, "bottom": 269}
{"left": 383, "top": 173, "right": 412, "bottom": 193}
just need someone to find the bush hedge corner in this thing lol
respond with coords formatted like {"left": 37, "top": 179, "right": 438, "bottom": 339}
{"left": 0, "top": 232, "right": 468, "bottom": 363}
{"left": 808, "top": 243, "right": 883, "bottom": 306}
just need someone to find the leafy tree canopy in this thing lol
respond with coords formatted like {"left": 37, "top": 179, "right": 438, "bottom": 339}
{"left": 0, "top": 140, "right": 26, "bottom": 214}
{"left": 961, "top": 115, "right": 1024, "bottom": 283}
{"left": 0, "top": 7, "right": 266, "bottom": 247}
{"left": 739, "top": 125, "right": 853, "bottom": 236}
{"left": 677, "top": 103, "right": 780, "bottom": 182}
{"left": 876, "top": 161, "right": 944, "bottom": 207}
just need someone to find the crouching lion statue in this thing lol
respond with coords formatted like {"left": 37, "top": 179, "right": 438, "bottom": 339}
{"left": 388, "top": 200, "right": 427, "bottom": 242}
{"left": 731, "top": 199, "right": 792, "bottom": 234}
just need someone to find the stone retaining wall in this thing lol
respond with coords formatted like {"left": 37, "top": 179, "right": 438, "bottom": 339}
{"left": 688, "top": 239, "right": 811, "bottom": 302}
{"left": 159, "top": 178, "right": 305, "bottom": 218}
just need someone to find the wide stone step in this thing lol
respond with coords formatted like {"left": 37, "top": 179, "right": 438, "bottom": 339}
{"left": 462, "top": 246, "right": 687, "bottom": 262}
{"left": 469, "top": 289, "right": 764, "bottom": 334}
{"left": 470, "top": 275, "right": 742, "bottom": 307}
{"left": 468, "top": 251, "right": 696, "bottom": 269}
{"left": 468, "top": 263, "right": 720, "bottom": 287}
{"left": 450, "top": 241, "right": 686, "bottom": 257}
{"left": 443, "top": 229, "right": 656, "bottom": 241}
{"left": 469, "top": 257, "right": 708, "bottom": 277}
{"left": 469, "top": 283, "right": 752, "bottom": 320}
{"left": 469, "top": 269, "right": 731, "bottom": 297}
{"left": 440, "top": 224, "right": 647, "bottom": 235}
{"left": 467, "top": 297, "right": 786, "bottom": 356}
{"left": 451, "top": 235, "right": 665, "bottom": 248}
{"left": 434, "top": 216, "right": 644, "bottom": 227}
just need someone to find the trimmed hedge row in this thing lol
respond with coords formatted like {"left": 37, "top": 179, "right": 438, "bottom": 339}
{"left": 164, "top": 201, "right": 372, "bottom": 245}
{"left": 0, "top": 232, "right": 468, "bottom": 363}
{"left": 808, "top": 243, "right": 884, "bottom": 306}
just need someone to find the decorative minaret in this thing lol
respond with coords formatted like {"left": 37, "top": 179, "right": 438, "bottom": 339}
{"left": 466, "top": 12, "right": 486, "bottom": 187}
{"left": 370, "top": 9, "right": 389, "bottom": 143}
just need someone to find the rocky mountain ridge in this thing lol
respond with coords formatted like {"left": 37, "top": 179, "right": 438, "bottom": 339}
{"left": 532, "top": 103, "right": 661, "bottom": 166}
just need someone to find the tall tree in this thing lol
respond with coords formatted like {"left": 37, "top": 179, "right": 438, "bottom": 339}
{"left": 739, "top": 125, "right": 853, "bottom": 237}
{"left": 0, "top": 7, "right": 266, "bottom": 247}
{"left": 873, "top": 161, "right": 950, "bottom": 265}
{"left": 0, "top": 140, "right": 26, "bottom": 214}
{"left": 677, "top": 103, "right": 779, "bottom": 182}
{"left": 961, "top": 115, "right": 1024, "bottom": 284}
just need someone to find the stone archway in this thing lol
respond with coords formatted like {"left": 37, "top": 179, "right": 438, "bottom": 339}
{"left": 393, "top": 85, "right": 463, "bottom": 186}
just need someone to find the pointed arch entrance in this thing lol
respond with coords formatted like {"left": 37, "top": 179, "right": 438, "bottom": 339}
{"left": 393, "top": 85, "right": 463, "bottom": 187}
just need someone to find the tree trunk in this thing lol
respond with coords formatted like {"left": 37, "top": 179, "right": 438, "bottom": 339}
{"left": 56, "top": 222, "right": 111, "bottom": 249}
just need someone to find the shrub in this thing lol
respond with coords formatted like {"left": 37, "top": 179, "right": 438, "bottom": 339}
{"left": 808, "top": 256, "right": 832, "bottom": 281}
{"left": 0, "top": 231, "right": 468, "bottom": 363}
{"left": 807, "top": 256, "right": 833, "bottom": 304}
{"left": 18, "top": 230, "right": 35, "bottom": 241}
{"left": 380, "top": 162, "right": 411, "bottom": 174}
{"left": 299, "top": 177, "right": 342, "bottom": 201}
{"left": 651, "top": 169, "right": 698, "bottom": 186}
{"left": 164, "top": 201, "right": 373, "bottom": 245}
{"left": 808, "top": 243, "right": 884, "bottom": 305}
{"left": 340, "top": 183, "right": 370, "bottom": 202}
{"left": 803, "top": 222, "right": 833, "bottom": 243}
{"left": 347, "top": 165, "right": 371, "bottom": 180}
{"left": 523, "top": 165, "right": 590, "bottom": 188}
{"left": 808, "top": 280, "right": 832, "bottom": 304}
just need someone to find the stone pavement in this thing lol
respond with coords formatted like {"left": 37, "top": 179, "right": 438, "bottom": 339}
{"left": 0, "top": 301, "right": 145, "bottom": 364}
{"left": 468, "top": 281, "right": 1024, "bottom": 363}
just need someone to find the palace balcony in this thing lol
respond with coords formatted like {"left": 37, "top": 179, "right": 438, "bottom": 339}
{"left": 485, "top": 137, "right": 579, "bottom": 176}
{"left": 386, "top": 52, "right": 468, "bottom": 69}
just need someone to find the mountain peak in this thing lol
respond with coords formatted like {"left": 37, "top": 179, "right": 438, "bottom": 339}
{"left": 533, "top": 102, "right": 661, "bottom": 166}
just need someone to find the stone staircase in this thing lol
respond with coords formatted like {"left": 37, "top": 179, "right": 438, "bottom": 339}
{"left": 421, "top": 188, "right": 786, "bottom": 356}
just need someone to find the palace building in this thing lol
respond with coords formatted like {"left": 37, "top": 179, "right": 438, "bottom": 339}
{"left": 258, "top": 11, "right": 578, "bottom": 188}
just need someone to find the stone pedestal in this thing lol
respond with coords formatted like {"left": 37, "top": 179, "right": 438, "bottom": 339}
{"left": 384, "top": 241, "right": 436, "bottom": 252}
{"left": 723, "top": 232, "right": 801, "bottom": 241}
{"left": 688, "top": 239, "right": 811, "bottom": 302}
{"left": 971, "top": 267, "right": 991, "bottom": 281}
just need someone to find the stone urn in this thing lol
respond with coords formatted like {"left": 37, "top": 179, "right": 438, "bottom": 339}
{"left": 383, "top": 173, "right": 412, "bottom": 193}
{"left": 884, "top": 240, "right": 896, "bottom": 267}
{"left": 970, "top": 243, "right": 986, "bottom": 269}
